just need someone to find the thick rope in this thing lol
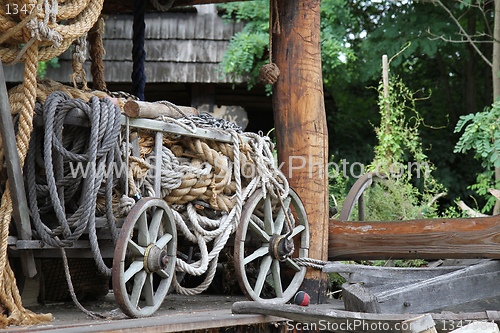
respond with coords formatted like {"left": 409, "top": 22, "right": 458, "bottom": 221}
{"left": 60, "top": 249, "right": 106, "bottom": 319}
{"left": 26, "top": 92, "right": 122, "bottom": 276}
{"left": 71, "top": 33, "right": 88, "bottom": 89}
{"left": 88, "top": 16, "right": 107, "bottom": 91}
{"left": 163, "top": 126, "right": 291, "bottom": 296}
{"left": 294, "top": 258, "right": 328, "bottom": 270}
{"left": 0, "top": 0, "right": 105, "bottom": 65}
{"left": 259, "top": 0, "right": 280, "bottom": 85}
{"left": 0, "top": 19, "right": 52, "bottom": 326}
{"left": 132, "top": 0, "right": 146, "bottom": 100}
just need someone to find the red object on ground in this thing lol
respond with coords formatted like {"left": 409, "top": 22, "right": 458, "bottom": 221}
{"left": 294, "top": 291, "right": 310, "bottom": 306}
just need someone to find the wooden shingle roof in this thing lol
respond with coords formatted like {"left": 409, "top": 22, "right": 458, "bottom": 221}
{"left": 4, "top": 8, "right": 245, "bottom": 84}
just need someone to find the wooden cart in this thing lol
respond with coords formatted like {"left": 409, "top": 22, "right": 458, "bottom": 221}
{"left": 0, "top": 61, "right": 310, "bottom": 318}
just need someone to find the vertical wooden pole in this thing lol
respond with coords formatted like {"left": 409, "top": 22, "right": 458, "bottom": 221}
{"left": 382, "top": 54, "right": 391, "bottom": 162}
{"left": 273, "top": 0, "right": 329, "bottom": 303}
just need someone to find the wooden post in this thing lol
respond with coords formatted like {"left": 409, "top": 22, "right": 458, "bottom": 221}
{"left": 273, "top": 0, "right": 329, "bottom": 303}
{"left": 382, "top": 54, "right": 391, "bottom": 162}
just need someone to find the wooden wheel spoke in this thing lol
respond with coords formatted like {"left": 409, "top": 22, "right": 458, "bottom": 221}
{"left": 254, "top": 256, "right": 272, "bottom": 297}
{"left": 274, "top": 197, "right": 291, "bottom": 234}
{"left": 155, "top": 233, "right": 172, "bottom": 249}
{"left": 290, "top": 225, "right": 305, "bottom": 238}
{"left": 124, "top": 260, "right": 144, "bottom": 283}
{"left": 131, "top": 271, "right": 147, "bottom": 307}
{"left": 285, "top": 258, "right": 301, "bottom": 272}
{"left": 271, "top": 259, "right": 283, "bottom": 298}
{"left": 243, "top": 245, "right": 269, "bottom": 265}
{"left": 149, "top": 209, "right": 164, "bottom": 243}
{"left": 263, "top": 195, "right": 274, "bottom": 235}
{"left": 128, "top": 239, "right": 145, "bottom": 256}
{"left": 137, "top": 211, "right": 150, "bottom": 246}
{"left": 234, "top": 189, "right": 308, "bottom": 304}
{"left": 113, "top": 198, "right": 177, "bottom": 317}
{"left": 157, "top": 269, "right": 169, "bottom": 279}
{"left": 143, "top": 273, "right": 155, "bottom": 306}
{"left": 249, "top": 219, "right": 270, "bottom": 242}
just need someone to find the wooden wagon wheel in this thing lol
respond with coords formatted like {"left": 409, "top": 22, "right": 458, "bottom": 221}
{"left": 234, "top": 188, "right": 309, "bottom": 303}
{"left": 112, "top": 197, "right": 176, "bottom": 317}
{"left": 339, "top": 172, "right": 385, "bottom": 221}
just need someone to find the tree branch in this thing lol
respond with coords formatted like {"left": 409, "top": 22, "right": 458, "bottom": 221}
{"left": 427, "top": 28, "right": 493, "bottom": 43}
{"left": 428, "top": 0, "right": 493, "bottom": 67}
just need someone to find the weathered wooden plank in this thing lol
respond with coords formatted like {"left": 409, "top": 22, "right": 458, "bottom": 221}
{"left": 172, "top": 0, "right": 253, "bottom": 6}
{"left": 342, "top": 283, "right": 381, "bottom": 313}
{"left": 184, "top": 14, "right": 198, "bottom": 39}
{"left": 124, "top": 100, "right": 198, "bottom": 118}
{"left": 194, "top": 13, "right": 206, "bottom": 39}
{"left": 204, "top": 12, "right": 216, "bottom": 40}
{"left": 0, "top": 61, "right": 37, "bottom": 278}
{"left": 102, "top": 0, "right": 253, "bottom": 15}
{"left": 122, "top": 117, "right": 250, "bottom": 143}
{"left": 222, "top": 20, "right": 234, "bottom": 40}
{"left": 145, "top": 14, "right": 163, "bottom": 39}
{"left": 213, "top": 12, "right": 225, "bottom": 40}
{"left": 177, "top": 14, "right": 189, "bottom": 39}
{"left": 274, "top": 0, "right": 329, "bottom": 303}
{"left": 374, "top": 261, "right": 500, "bottom": 314}
{"left": 98, "top": 39, "right": 229, "bottom": 62}
{"left": 232, "top": 301, "right": 500, "bottom": 333}
{"left": 16, "top": 240, "right": 96, "bottom": 250}
{"left": 323, "top": 262, "right": 466, "bottom": 288}
{"left": 329, "top": 216, "right": 500, "bottom": 260}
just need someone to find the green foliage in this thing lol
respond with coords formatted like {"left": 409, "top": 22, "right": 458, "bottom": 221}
{"left": 218, "top": 0, "right": 354, "bottom": 91}
{"left": 37, "top": 57, "right": 60, "bottom": 79}
{"left": 454, "top": 101, "right": 500, "bottom": 168}
{"left": 372, "top": 75, "right": 430, "bottom": 168}
{"left": 366, "top": 259, "right": 426, "bottom": 267}
{"left": 219, "top": 0, "right": 269, "bottom": 89}
{"left": 454, "top": 100, "right": 500, "bottom": 212}
{"left": 363, "top": 73, "right": 445, "bottom": 221}
{"left": 328, "top": 160, "right": 349, "bottom": 211}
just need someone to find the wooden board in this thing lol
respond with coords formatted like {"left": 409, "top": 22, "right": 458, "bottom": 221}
{"left": 329, "top": 216, "right": 500, "bottom": 260}
{"left": 273, "top": 0, "right": 329, "bottom": 304}
{"left": 324, "top": 262, "right": 466, "bottom": 288}
{"left": 232, "top": 301, "right": 500, "bottom": 333}
{"left": 341, "top": 261, "right": 500, "bottom": 314}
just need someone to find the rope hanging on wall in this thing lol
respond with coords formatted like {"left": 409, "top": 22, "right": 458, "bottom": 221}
{"left": 259, "top": 0, "right": 281, "bottom": 85}
{"left": 0, "top": 0, "right": 105, "bottom": 325}
{"left": 89, "top": 16, "right": 107, "bottom": 92}
{"left": 132, "top": 0, "right": 147, "bottom": 100}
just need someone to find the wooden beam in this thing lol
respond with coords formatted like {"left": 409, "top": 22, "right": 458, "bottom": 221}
{"left": 232, "top": 301, "right": 500, "bottom": 333}
{"left": 328, "top": 216, "right": 500, "bottom": 260}
{"left": 172, "top": 0, "right": 252, "bottom": 6}
{"left": 102, "top": 0, "right": 253, "bottom": 14}
{"left": 0, "top": 60, "right": 37, "bottom": 278}
{"left": 273, "top": 0, "right": 329, "bottom": 303}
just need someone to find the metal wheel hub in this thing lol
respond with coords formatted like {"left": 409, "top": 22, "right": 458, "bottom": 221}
{"left": 269, "top": 235, "right": 294, "bottom": 262}
{"left": 144, "top": 244, "right": 169, "bottom": 274}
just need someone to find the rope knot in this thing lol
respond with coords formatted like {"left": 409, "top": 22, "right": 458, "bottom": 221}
{"left": 27, "top": 18, "right": 63, "bottom": 48}
{"left": 259, "top": 63, "right": 280, "bottom": 85}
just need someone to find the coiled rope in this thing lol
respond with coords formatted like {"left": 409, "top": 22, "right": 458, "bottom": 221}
{"left": 26, "top": 91, "right": 122, "bottom": 276}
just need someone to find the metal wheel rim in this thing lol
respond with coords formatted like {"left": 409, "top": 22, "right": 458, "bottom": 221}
{"left": 338, "top": 172, "right": 386, "bottom": 221}
{"left": 234, "top": 188, "right": 309, "bottom": 303}
{"left": 112, "top": 197, "right": 176, "bottom": 317}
